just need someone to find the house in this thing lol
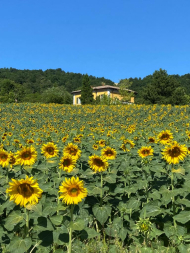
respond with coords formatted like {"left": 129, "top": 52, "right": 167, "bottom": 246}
{"left": 71, "top": 85, "right": 137, "bottom": 105}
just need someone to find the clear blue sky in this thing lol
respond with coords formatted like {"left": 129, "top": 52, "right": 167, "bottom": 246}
{"left": 0, "top": 0, "right": 189, "bottom": 83}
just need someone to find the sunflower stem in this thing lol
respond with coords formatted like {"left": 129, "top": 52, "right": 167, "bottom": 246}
{"left": 171, "top": 171, "right": 176, "bottom": 227}
{"left": 25, "top": 208, "right": 29, "bottom": 238}
{"left": 100, "top": 173, "right": 103, "bottom": 206}
{"left": 68, "top": 204, "right": 74, "bottom": 253}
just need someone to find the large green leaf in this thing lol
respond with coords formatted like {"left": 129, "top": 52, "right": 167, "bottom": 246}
{"left": 6, "top": 237, "right": 32, "bottom": 253}
{"left": 92, "top": 205, "right": 111, "bottom": 225}
{"left": 70, "top": 219, "right": 85, "bottom": 231}
{"left": 49, "top": 215, "right": 63, "bottom": 226}
{"left": 174, "top": 211, "right": 190, "bottom": 224}
{"left": 4, "top": 211, "right": 24, "bottom": 231}
{"left": 140, "top": 200, "right": 162, "bottom": 218}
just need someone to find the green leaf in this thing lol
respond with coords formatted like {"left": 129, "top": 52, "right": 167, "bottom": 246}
{"left": 27, "top": 203, "right": 43, "bottom": 216}
{"left": 85, "top": 227, "right": 99, "bottom": 239}
{"left": 4, "top": 211, "right": 24, "bottom": 231}
{"left": 119, "top": 227, "right": 128, "bottom": 241}
{"left": 141, "top": 200, "right": 162, "bottom": 218}
{"left": 92, "top": 205, "right": 111, "bottom": 225}
{"left": 49, "top": 215, "right": 63, "bottom": 226}
{"left": 126, "top": 198, "right": 140, "bottom": 211}
{"left": 174, "top": 211, "right": 190, "bottom": 224}
{"left": 7, "top": 237, "right": 32, "bottom": 253}
{"left": 70, "top": 219, "right": 85, "bottom": 231}
{"left": 176, "top": 198, "right": 190, "bottom": 207}
{"left": 104, "top": 174, "right": 116, "bottom": 184}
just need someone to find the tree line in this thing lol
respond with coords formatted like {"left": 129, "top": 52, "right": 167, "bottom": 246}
{"left": 0, "top": 67, "right": 189, "bottom": 105}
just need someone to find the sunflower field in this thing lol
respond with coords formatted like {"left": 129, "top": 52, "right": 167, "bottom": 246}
{"left": 1, "top": 103, "right": 190, "bottom": 253}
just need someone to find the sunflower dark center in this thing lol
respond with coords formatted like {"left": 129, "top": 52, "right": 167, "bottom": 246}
{"left": 46, "top": 147, "right": 54, "bottom": 155}
{"left": 105, "top": 150, "right": 113, "bottom": 156}
{"left": 9, "top": 156, "right": 16, "bottom": 164}
{"left": 161, "top": 134, "right": 170, "bottom": 140}
{"left": 68, "top": 148, "right": 77, "bottom": 155}
{"left": 142, "top": 150, "right": 150, "bottom": 155}
{"left": 0, "top": 154, "right": 8, "bottom": 161}
{"left": 94, "top": 158, "right": 104, "bottom": 167}
{"left": 169, "top": 147, "right": 181, "bottom": 157}
{"left": 21, "top": 151, "right": 32, "bottom": 160}
{"left": 149, "top": 138, "right": 155, "bottom": 143}
{"left": 69, "top": 187, "right": 79, "bottom": 196}
{"left": 63, "top": 158, "right": 71, "bottom": 166}
{"left": 17, "top": 183, "right": 34, "bottom": 197}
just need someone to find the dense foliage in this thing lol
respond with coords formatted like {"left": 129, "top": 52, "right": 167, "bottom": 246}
{"left": 0, "top": 68, "right": 114, "bottom": 104}
{"left": 80, "top": 74, "right": 94, "bottom": 105}
{"left": 1, "top": 103, "right": 190, "bottom": 252}
{"left": 0, "top": 67, "right": 189, "bottom": 104}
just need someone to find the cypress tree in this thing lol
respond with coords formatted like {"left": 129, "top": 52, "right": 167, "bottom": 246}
{"left": 80, "top": 74, "right": 94, "bottom": 104}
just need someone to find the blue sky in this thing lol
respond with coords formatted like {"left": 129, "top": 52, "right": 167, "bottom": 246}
{"left": 0, "top": 0, "right": 189, "bottom": 83}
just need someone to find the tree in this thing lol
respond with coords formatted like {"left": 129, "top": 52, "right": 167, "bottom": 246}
{"left": 80, "top": 74, "right": 94, "bottom": 104}
{"left": 41, "top": 86, "right": 72, "bottom": 104}
{"left": 142, "top": 69, "right": 188, "bottom": 105}
{"left": 118, "top": 78, "right": 133, "bottom": 102}
{"left": 94, "top": 94, "right": 121, "bottom": 105}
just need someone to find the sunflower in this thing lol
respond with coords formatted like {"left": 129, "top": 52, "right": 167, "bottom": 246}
{"left": 98, "top": 139, "right": 106, "bottom": 147}
{"left": 148, "top": 137, "right": 156, "bottom": 143}
{"left": 138, "top": 146, "right": 154, "bottom": 158}
{"left": 59, "top": 154, "right": 76, "bottom": 173}
{"left": 8, "top": 151, "right": 18, "bottom": 168}
{"left": 93, "top": 144, "right": 99, "bottom": 150}
{"left": 157, "top": 130, "right": 173, "bottom": 144}
{"left": 6, "top": 176, "right": 43, "bottom": 207}
{"left": 26, "top": 139, "right": 35, "bottom": 144}
{"left": 101, "top": 147, "right": 117, "bottom": 160}
{"left": 0, "top": 149, "right": 9, "bottom": 167}
{"left": 62, "top": 136, "right": 68, "bottom": 143}
{"left": 63, "top": 143, "right": 81, "bottom": 160}
{"left": 162, "top": 141, "right": 187, "bottom": 164}
{"left": 41, "top": 142, "right": 59, "bottom": 159}
{"left": 88, "top": 154, "right": 109, "bottom": 173}
{"left": 73, "top": 137, "right": 81, "bottom": 143}
{"left": 59, "top": 177, "right": 87, "bottom": 205}
{"left": 121, "top": 140, "right": 135, "bottom": 152}
{"left": 16, "top": 146, "right": 37, "bottom": 166}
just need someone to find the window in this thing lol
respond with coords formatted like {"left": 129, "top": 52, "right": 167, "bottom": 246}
{"left": 77, "top": 97, "right": 81, "bottom": 104}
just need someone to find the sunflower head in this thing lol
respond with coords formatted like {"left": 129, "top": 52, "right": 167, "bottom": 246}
{"left": 41, "top": 142, "right": 59, "bottom": 159}
{"left": 88, "top": 154, "right": 109, "bottom": 173}
{"left": 158, "top": 130, "right": 173, "bottom": 144}
{"left": 138, "top": 146, "right": 154, "bottom": 158}
{"left": 98, "top": 139, "right": 106, "bottom": 147}
{"left": 8, "top": 151, "right": 18, "bottom": 168}
{"left": 93, "top": 144, "right": 99, "bottom": 150}
{"left": 59, "top": 154, "right": 76, "bottom": 173}
{"left": 148, "top": 137, "right": 156, "bottom": 143}
{"left": 0, "top": 149, "right": 9, "bottom": 167}
{"left": 136, "top": 218, "right": 152, "bottom": 234}
{"left": 162, "top": 141, "right": 187, "bottom": 164}
{"left": 59, "top": 176, "right": 87, "bottom": 205}
{"left": 16, "top": 146, "right": 37, "bottom": 166}
{"left": 6, "top": 176, "right": 43, "bottom": 207}
{"left": 101, "top": 147, "right": 117, "bottom": 160}
{"left": 63, "top": 143, "right": 81, "bottom": 160}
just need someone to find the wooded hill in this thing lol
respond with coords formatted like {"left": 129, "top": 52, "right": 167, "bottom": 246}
{"left": 0, "top": 67, "right": 189, "bottom": 104}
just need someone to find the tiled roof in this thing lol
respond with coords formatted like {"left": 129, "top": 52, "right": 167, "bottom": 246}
{"left": 71, "top": 85, "right": 136, "bottom": 94}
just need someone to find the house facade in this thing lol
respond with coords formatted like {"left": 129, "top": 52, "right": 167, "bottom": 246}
{"left": 71, "top": 85, "right": 136, "bottom": 105}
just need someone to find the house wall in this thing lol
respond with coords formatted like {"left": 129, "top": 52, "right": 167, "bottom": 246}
{"left": 73, "top": 89, "right": 135, "bottom": 104}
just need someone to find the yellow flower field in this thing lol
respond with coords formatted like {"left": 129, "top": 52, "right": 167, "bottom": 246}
{"left": 1, "top": 103, "right": 190, "bottom": 252}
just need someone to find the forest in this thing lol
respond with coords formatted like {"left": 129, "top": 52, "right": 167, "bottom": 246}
{"left": 0, "top": 67, "right": 190, "bottom": 104}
